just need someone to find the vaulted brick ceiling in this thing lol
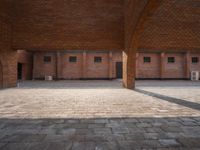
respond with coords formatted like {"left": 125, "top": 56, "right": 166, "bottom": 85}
{"left": 139, "top": 0, "right": 200, "bottom": 52}
{"left": 1, "top": 0, "right": 200, "bottom": 51}
{"left": 12, "top": 0, "right": 125, "bottom": 50}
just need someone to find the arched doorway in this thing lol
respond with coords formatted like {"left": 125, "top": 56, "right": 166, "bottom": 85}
{"left": 0, "top": 61, "right": 3, "bottom": 88}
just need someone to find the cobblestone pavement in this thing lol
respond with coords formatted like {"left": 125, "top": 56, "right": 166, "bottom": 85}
{"left": 0, "top": 80, "right": 200, "bottom": 149}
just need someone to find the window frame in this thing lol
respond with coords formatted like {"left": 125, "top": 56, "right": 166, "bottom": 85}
{"left": 143, "top": 57, "right": 151, "bottom": 63}
{"left": 43, "top": 56, "right": 52, "bottom": 63}
{"left": 167, "top": 57, "right": 175, "bottom": 63}
{"left": 191, "top": 57, "right": 199, "bottom": 64}
{"left": 69, "top": 56, "right": 77, "bottom": 63}
{"left": 94, "top": 56, "right": 102, "bottom": 63}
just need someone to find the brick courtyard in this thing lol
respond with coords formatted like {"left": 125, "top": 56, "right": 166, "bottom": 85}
{"left": 0, "top": 80, "right": 200, "bottom": 149}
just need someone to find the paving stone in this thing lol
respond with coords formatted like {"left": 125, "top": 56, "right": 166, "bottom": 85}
{"left": 56, "top": 128, "right": 76, "bottom": 135}
{"left": 177, "top": 138, "right": 200, "bottom": 148}
{"left": 1, "top": 134, "right": 46, "bottom": 142}
{"left": 94, "top": 119, "right": 109, "bottom": 124}
{"left": 136, "top": 122, "right": 152, "bottom": 128}
{"left": 125, "top": 133, "right": 145, "bottom": 140}
{"left": 112, "top": 127, "right": 129, "bottom": 134}
{"left": 45, "top": 142, "right": 73, "bottom": 150}
{"left": 93, "top": 128, "right": 112, "bottom": 135}
{"left": 0, "top": 80, "right": 200, "bottom": 149}
{"left": 88, "top": 124, "right": 105, "bottom": 128}
{"left": 144, "top": 133, "right": 159, "bottom": 140}
{"left": 159, "top": 139, "right": 181, "bottom": 147}
{"left": 71, "top": 142, "right": 95, "bottom": 150}
{"left": 0, "top": 142, "right": 28, "bottom": 150}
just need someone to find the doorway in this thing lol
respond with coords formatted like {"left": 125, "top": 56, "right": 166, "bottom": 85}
{"left": 116, "top": 62, "right": 122, "bottom": 79}
{"left": 18, "top": 63, "right": 23, "bottom": 80}
{"left": 0, "top": 61, "right": 3, "bottom": 88}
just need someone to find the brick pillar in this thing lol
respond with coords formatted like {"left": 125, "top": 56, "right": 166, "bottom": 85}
{"left": 108, "top": 51, "right": 113, "bottom": 79}
{"left": 82, "top": 51, "right": 87, "bottom": 78}
{"left": 56, "top": 52, "right": 62, "bottom": 79}
{"left": 185, "top": 52, "right": 190, "bottom": 79}
{"left": 160, "top": 52, "right": 165, "bottom": 79}
{"left": 135, "top": 53, "right": 139, "bottom": 79}
{"left": 123, "top": 50, "right": 136, "bottom": 89}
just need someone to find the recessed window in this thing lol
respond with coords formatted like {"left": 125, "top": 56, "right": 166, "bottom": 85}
{"left": 69, "top": 56, "right": 77, "bottom": 63}
{"left": 168, "top": 57, "right": 175, "bottom": 63}
{"left": 43, "top": 56, "right": 51, "bottom": 63}
{"left": 94, "top": 57, "right": 102, "bottom": 63}
{"left": 143, "top": 57, "right": 151, "bottom": 63}
{"left": 192, "top": 57, "right": 199, "bottom": 63}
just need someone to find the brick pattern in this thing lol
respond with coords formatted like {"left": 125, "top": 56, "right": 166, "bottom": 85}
{"left": 137, "top": 53, "right": 161, "bottom": 78}
{"left": 33, "top": 51, "right": 122, "bottom": 80}
{"left": 33, "top": 52, "right": 57, "bottom": 79}
{"left": 12, "top": 0, "right": 124, "bottom": 50}
{"left": 139, "top": 0, "right": 200, "bottom": 51}
{"left": 123, "top": 0, "right": 162, "bottom": 89}
{"left": 0, "top": 0, "right": 17, "bottom": 88}
{"left": 31, "top": 51, "right": 200, "bottom": 80}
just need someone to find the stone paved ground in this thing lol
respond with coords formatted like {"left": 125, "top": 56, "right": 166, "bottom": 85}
{"left": 0, "top": 80, "right": 200, "bottom": 150}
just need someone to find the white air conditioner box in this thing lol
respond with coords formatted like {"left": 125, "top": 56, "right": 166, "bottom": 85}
{"left": 191, "top": 71, "right": 199, "bottom": 81}
{"left": 45, "top": 76, "right": 53, "bottom": 81}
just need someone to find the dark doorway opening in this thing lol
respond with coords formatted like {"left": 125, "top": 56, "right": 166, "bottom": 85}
{"left": 116, "top": 62, "right": 122, "bottom": 79}
{"left": 18, "top": 63, "right": 23, "bottom": 80}
{"left": 0, "top": 61, "right": 3, "bottom": 88}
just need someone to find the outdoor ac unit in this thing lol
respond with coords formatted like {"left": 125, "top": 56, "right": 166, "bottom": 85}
{"left": 191, "top": 71, "right": 199, "bottom": 81}
{"left": 45, "top": 76, "right": 53, "bottom": 81}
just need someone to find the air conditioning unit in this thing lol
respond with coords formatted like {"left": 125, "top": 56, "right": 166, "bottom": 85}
{"left": 45, "top": 76, "right": 53, "bottom": 81}
{"left": 191, "top": 71, "right": 199, "bottom": 81}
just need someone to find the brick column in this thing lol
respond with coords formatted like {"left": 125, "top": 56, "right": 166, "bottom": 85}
{"left": 82, "top": 51, "right": 87, "bottom": 78}
{"left": 123, "top": 50, "right": 136, "bottom": 89}
{"left": 185, "top": 51, "right": 190, "bottom": 79}
{"left": 108, "top": 51, "right": 113, "bottom": 79}
{"left": 160, "top": 52, "right": 165, "bottom": 79}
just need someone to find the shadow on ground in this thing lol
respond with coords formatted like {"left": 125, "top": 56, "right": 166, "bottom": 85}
{"left": 0, "top": 117, "right": 200, "bottom": 149}
{"left": 16, "top": 80, "right": 124, "bottom": 90}
{"left": 135, "top": 88, "right": 200, "bottom": 111}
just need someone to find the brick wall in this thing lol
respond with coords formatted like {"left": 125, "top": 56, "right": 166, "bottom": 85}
{"left": 162, "top": 53, "right": 185, "bottom": 79}
{"left": 189, "top": 53, "right": 200, "bottom": 76}
{"left": 33, "top": 52, "right": 56, "bottom": 79}
{"left": 0, "top": 0, "right": 17, "bottom": 88}
{"left": 33, "top": 51, "right": 122, "bottom": 79}
{"left": 136, "top": 53, "right": 161, "bottom": 79}
{"left": 61, "top": 52, "right": 83, "bottom": 79}
{"left": 86, "top": 52, "right": 109, "bottom": 79}
{"left": 32, "top": 51, "right": 200, "bottom": 80}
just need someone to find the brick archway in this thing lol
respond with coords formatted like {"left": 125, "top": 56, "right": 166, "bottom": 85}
{"left": 0, "top": 60, "right": 3, "bottom": 88}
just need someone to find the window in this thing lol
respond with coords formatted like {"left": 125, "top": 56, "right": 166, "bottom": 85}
{"left": 192, "top": 57, "right": 199, "bottom": 63}
{"left": 69, "top": 56, "right": 77, "bottom": 63}
{"left": 43, "top": 56, "right": 51, "bottom": 63}
{"left": 168, "top": 57, "right": 175, "bottom": 63}
{"left": 94, "top": 57, "right": 102, "bottom": 63}
{"left": 143, "top": 57, "right": 151, "bottom": 63}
